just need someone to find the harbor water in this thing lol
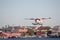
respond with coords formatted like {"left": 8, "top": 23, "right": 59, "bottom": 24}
{"left": 0, "top": 38, "right": 60, "bottom": 40}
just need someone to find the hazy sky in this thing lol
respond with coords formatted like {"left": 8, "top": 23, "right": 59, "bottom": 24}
{"left": 0, "top": 0, "right": 60, "bottom": 27}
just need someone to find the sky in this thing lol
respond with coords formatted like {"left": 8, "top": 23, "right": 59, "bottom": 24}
{"left": 0, "top": 0, "right": 60, "bottom": 27}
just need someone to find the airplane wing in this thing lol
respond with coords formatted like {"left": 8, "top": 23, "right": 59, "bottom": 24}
{"left": 25, "top": 18, "right": 35, "bottom": 20}
{"left": 42, "top": 17, "right": 51, "bottom": 20}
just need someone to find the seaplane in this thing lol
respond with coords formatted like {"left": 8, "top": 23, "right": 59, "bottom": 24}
{"left": 25, "top": 17, "right": 51, "bottom": 25}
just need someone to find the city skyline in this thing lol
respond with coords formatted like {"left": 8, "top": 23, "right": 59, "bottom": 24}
{"left": 0, "top": 0, "right": 60, "bottom": 27}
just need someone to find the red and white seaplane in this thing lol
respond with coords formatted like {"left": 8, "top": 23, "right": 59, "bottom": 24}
{"left": 25, "top": 17, "right": 51, "bottom": 25}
